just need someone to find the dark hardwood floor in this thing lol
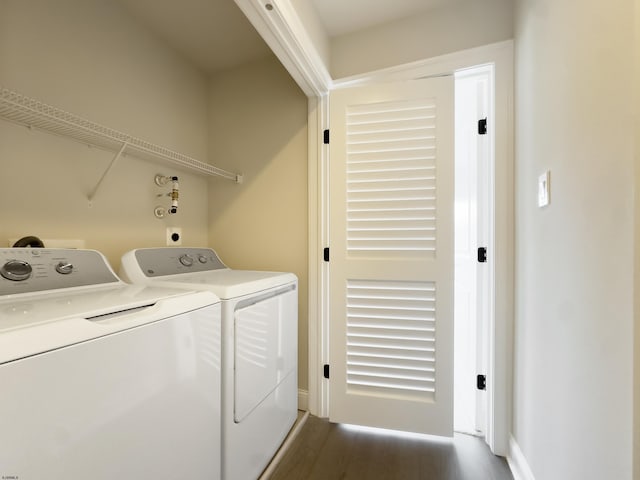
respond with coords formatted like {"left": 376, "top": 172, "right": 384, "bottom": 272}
{"left": 267, "top": 415, "right": 513, "bottom": 480}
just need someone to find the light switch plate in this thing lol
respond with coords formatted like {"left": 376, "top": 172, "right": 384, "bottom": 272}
{"left": 538, "top": 171, "right": 550, "bottom": 207}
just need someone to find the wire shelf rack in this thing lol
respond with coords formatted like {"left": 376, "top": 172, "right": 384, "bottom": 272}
{"left": 0, "top": 86, "right": 243, "bottom": 183}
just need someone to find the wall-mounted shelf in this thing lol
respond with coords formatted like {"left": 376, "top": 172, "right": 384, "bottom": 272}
{"left": 0, "top": 86, "right": 243, "bottom": 187}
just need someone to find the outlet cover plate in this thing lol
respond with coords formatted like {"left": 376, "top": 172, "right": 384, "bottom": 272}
{"left": 166, "top": 227, "right": 182, "bottom": 246}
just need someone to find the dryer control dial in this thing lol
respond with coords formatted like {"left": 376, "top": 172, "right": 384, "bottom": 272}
{"left": 179, "top": 254, "right": 194, "bottom": 267}
{"left": 1, "top": 260, "right": 33, "bottom": 281}
{"left": 198, "top": 255, "right": 208, "bottom": 264}
{"left": 55, "top": 262, "right": 74, "bottom": 275}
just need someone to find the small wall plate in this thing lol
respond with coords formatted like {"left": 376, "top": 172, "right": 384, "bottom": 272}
{"left": 166, "top": 227, "right": 182, "bottom": 246}
{"left": 538, "top": 171, "right": 550, "bottom": 207}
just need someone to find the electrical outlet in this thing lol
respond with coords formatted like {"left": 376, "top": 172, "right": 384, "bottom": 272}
{"left": 166, "top": 227, "right": 182, "bottom": 246}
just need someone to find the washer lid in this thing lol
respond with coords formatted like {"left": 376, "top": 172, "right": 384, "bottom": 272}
{"left": 148, "top": 269, "right": 297, "bottom": 299}
{"left": 0, "top": 284, "right": 220, "bottom": 365}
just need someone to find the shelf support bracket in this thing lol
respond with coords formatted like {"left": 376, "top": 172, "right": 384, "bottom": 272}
{"left": 88, "top": 140, "right": 129, "bottom": 205}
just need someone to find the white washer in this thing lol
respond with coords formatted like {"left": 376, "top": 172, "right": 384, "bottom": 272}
{"left": 0, "top": 248, "right": 222, "bottom": 480}
{"left": 120, "top": 247, "right": 298, "bottom": 480}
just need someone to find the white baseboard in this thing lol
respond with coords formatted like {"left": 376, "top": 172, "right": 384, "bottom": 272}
{"left": 507, "top": 435, "right": 536, "bottom": 480}
{"left": 259, "top": 410, "right": 310, "bottom": 480}
{"left": 298, "top": 388, "right": 309, "bottom": 411}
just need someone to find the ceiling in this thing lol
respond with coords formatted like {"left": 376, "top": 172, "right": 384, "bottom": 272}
{"left": 115, "top": 0, "right": 272, "bottom": 74}
{"left": 115, "top": 0, "right": 447, "bottom": 74}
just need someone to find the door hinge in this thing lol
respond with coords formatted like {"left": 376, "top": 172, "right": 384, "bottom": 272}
{"left": 477, "top": 247, "right": 487, "bottom": 263}
{"left": 323, "top": 247, "right": 330, "bottom": 262}
{"left": 477, "top": 374, "right": 486, "bottom": 390}
{"left": 478, "top": 118, "right": 487, "bottom": 135}
{"left": 323, "top": 129, "right": 330, "bottom": 144}
{"left": 324, "top": 364, "right": 330, "bottom": 379}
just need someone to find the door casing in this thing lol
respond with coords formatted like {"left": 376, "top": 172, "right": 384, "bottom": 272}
{"left": 454, "top": 65, "right": 492, "bottom": 436}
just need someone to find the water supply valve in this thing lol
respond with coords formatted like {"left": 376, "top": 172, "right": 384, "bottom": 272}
{"left": 154, "top": 174, "right": 180, "bottom": 218}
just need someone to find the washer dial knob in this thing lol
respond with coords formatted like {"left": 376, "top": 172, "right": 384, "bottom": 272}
{"left": 1, "top": 260, "right": 33, "bottom": 281}
{"left": 55, "top": 262, "right": 74, "bottom": 275}
{"left": 198, "top": 255, "right": 208, "bottom": 264}
{"left": 179, "top": 254, "right": 194, "bottom": 267}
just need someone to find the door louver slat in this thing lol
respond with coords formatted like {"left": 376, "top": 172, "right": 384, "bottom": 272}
{"left": 346, "top": 280, "right": 437, "bottom": 402}
{"left": 346, "top": 98, "right": 438, "bottom": 256}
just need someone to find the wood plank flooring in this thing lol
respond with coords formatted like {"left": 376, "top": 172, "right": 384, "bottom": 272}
{"left": 267, "top": 415, "right": 513, "bottom": 480}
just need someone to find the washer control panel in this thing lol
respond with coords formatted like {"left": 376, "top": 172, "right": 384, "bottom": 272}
{"left": 0, "top": 249, "right": 119, "bottom": 296}
{"left": 134, "top": 248, "right": 227, "bottom": 277}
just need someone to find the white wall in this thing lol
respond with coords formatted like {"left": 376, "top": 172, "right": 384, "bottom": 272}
{"left": 330, "top": 0, "right": 513, "bottom": 79}
{"left": 514, "top": 0, "right": 634, "bottom": 478}
{"left": 0, "top": 0, "right": 210, "bottom": 267}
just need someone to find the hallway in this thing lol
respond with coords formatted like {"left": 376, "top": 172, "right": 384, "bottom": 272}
{"left": 268, "top": 415, "right": 513, "bottom": 480}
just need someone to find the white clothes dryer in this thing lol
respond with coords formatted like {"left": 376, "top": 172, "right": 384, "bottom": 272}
{"left": 0, "top": 248, "right": 222, "bottom": 480}
{"left": 120, "top": 247, "right": 298, "bottom": 480}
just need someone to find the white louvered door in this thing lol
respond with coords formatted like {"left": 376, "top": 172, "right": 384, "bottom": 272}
{"left": 328, "top": 77, "right": 454, "bottom": 436}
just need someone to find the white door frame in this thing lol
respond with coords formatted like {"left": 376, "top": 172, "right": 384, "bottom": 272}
{"left": 454, "top": 65, "right": 492, "bottom": 436}
{"left": 232, "top": 0, "right": 513, "bottom": 456}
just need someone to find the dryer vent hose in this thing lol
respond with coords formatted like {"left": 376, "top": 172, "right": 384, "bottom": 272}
{"left": 13, "top": 236, "right": 45, "bottom": 248}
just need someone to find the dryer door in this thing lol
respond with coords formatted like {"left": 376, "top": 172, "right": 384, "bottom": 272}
{"left": 234, "top": 286, "right": 297, "bottom": 422}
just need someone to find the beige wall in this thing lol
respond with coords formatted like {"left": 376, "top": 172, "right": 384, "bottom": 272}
{"left": 330, "top": 0, "right": 513, "bottom": 79}
{"left": 207, "top": 57, "right": 309, "bottom": 390}
{"left": 0, "top": 0, "right": 210, "bottom": 269}
{"left": 514, "top": 0, "right": 635, "bottom": 477}
{"left": 635, "top": 1, "right": 640, "bottom": 475}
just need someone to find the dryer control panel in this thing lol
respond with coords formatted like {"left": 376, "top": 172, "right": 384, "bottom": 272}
{"left": 131, "top": 248, "right": 227, "bottom": 278}
{"left": 0, "top": 249, "right": 119, "bottom": 296}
